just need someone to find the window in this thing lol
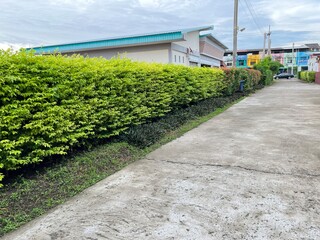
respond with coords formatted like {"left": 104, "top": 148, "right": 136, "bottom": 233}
{"left": 179, "top": 56, "right": 181, "bottom": 63}
{"left": 174, "top": 55, "right": 177, "bottom": 62}
{"left": 238, "top": 60, "right": 245, "bottom": 66}
{"left": 250, "top": 61, "right": 255, "bottom": 65}
{"left": 182, "top": 57, "right": 185, "bottom": 63}
{"left": 227, "top": 62, "right": 232, "bottom": 66}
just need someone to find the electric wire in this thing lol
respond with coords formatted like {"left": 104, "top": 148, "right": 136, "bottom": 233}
{"left": 240, "top": 0, "right": 265, "bottom": 35}
{"left": 238, "top": 0, "right": 261, "bottom": 36}
{"left": 246, "top": 0, "right": 267, "bottom": 32}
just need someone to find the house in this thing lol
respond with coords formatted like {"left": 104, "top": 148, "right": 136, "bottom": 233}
{"left": 247, "top": 54, "right": 260, "bottom": 68}
{"left": 30, "top": 26, "right": 227, "bottom": 68}
{"left": 236, "top": 55, "right": 247, "bottom": 68}
{"left": 223, "top": 43, "right": 320, "bottom": 71}
{"left": 308, "top": 53, "right": 320, "bottom": 72}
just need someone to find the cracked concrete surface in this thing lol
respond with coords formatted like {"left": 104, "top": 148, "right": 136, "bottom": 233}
{"left": 144, "top": 158, "right": 320, "bottom": 178}
{"left": 2, "top": 79, "right": 320, "bottom": 240}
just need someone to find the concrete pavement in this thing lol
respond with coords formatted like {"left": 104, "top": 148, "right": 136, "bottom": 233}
{"left": 3, "top": 79, "right": 320, "bottom": 240}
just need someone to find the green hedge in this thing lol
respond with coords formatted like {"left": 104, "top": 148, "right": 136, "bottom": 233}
{"left": 221, "top": 68, "right": 262, "bottom": 95}
{"left": 0, "top": 50, "right": 229, "bottom": 185}
{"left": 121, "top": 93, "right": 245, "bottom": 148}
{"left": 264, "top": 69, "right": 273, "bottom": 85}
{"left": 300, "top": 71, "right": 307, "bottom": 81}
{"left": 297, "top": 71, "right": 301, "bottom": 80}
{"left": 299, "top": 71, "right": 316, "bottom": 82}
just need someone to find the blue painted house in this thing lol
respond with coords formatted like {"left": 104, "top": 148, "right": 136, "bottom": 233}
{"left": 236, "top": 55, "right": 248, "bottom": 68}
{"left": 296, "top": 52, "right": 310, "bottom": 71}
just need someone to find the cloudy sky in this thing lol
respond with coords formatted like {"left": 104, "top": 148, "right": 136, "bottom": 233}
{"left": 1, "top": 0, "right": 319, "bottom": 51}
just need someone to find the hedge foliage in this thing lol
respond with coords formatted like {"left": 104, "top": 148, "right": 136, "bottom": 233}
{"left": 253, "top": 57, "right": 283, "bottom": 86}
{"left": 120, "top": 93, "right": 246, "bottom": 148}
{"left": 297, "top": 71, "right": 301, "bottom": 80}
{"left": 0, "top": 50, "right": 230, "bottom": 185}
{"left": 299, "top": 71, "right": 316, "bottom": 82}
{"left": 264, "top": 70, "right": 274, "bottom": 85}
{"left": 221, "top": 68, "right": 261, "bottom": 95}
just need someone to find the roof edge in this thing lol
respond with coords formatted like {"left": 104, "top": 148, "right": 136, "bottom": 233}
{"left": 27, "top": 25, "right": 214, "bottom": 51}
{"left": 200, "top": 33, "right": 228, "bottom": 50}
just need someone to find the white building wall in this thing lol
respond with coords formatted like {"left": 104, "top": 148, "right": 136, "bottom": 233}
{"left": 171, "top": 50, "right": 188, "bottom": 65}
{"left": 223, "top": 55, "right": 233, "bottom": 67}
{"left": 308, "top": 57, "right": 319, "bottom": 71}
{"left": 70, "top": 44, "right": 170, "bottom": 64}
{"left": 200, "top": 54, "right": 220, "bottom": 67}
{"left": 175, "top": 31, "right": 200, "bottom": 53}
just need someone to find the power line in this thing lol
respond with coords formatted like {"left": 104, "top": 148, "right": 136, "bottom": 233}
{"left": 246, "top": 0, "right": 265, "bottom": 31}
{"left": 240, "top": 0, "right": 264, "bottom": 35}
{"left": 245, "top": 0, "right": 265, "bottom": 32}
{"left": 242, "top": 0, "right": 264, "bottom": 34}
{"left": 238, "top": 0, "right": 261, "bottom": 36}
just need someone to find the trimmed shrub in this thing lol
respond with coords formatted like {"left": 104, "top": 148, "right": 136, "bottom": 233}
{"left": 307, "top": 71, "right": 316, "bottom": 82}
{"left": 264, "top": 70, "right": 273, "bottom": 85}
{"left": 0, "top": 50, "right": 228, "bottom": 185}
{"left": 300, "top": 71, "right": 316, "bottom": 82}
{"left": 245, "top": 69, "right": 262, "bottom": 90}
{"left": 221, "top": 68, "right": 240, "bottom": 95}
{"left": 120, "top": 93, "right": 245, "bottom": 148}
{"left": 221, "top": 68, "right": 261, "bottom": 94}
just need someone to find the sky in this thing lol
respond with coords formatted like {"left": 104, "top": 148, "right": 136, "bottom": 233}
{"left": 1, "top": 0, "right": 320, "bottom": 51}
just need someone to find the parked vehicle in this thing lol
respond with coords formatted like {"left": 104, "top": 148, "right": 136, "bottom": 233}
{"left": 274, "top": 72, "right": 295, "bottom": 79}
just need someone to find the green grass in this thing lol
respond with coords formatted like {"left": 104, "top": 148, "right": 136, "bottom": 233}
{"left": 0, "top": 142, "right": 144, "bottom": 236}
{"left": 0, "top": 94, "right": 247, "bottom": 237}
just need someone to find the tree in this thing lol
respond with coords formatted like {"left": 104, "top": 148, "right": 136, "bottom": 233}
{"left": 253, "top": 56, "right": 283, "bottom": 75}
{"left": 253, "top": 57, "right": 283, "bottom": 85}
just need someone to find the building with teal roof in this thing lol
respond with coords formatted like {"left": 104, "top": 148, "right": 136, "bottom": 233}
{"left": 28, "top": 26, "right": 228, "bottom": 68}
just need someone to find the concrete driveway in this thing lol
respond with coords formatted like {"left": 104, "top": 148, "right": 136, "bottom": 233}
{"left": 3, "top": 79, "right": 320, "bottom": 240}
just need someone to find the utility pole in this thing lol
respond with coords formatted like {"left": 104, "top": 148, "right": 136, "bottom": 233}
{"left": 262, "top": 32, "right": 267, "bottom": 59}
{"left": 232, "top": 0, "right": 238, "bottom": 68}
{"left": 267, "top": 25, "right": 271, "bottom": 56}
{"left": 292, "top": 43, "right": 295, "bottom": 75}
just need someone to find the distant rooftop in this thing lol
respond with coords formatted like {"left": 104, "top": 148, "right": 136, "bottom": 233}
{"left": 28, "top": 25, "right": 214, "bottom": 54}
{"left": 225, "top": 43, "right": 320, "bottom": 54}
{"left": 305, "top": 43, "right": 320, "bottom": 49}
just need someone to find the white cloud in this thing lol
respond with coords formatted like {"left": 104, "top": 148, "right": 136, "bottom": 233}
{"left": 138, "top": 0, "right": 207, "bottom": 13}
{"left": 49, "top": 0, "right": 95, "bottom": 5}
{"left": 0, "top": 0, "right": 319, "bottom": 50}
{"left": 258, "top": 0, "right": 320, "bottom": 32}
{"left": 0, "top": 42, "right": 31, "bottom": 51}
{"left": 49, "top": 0, "right": 96, "bottom": 12}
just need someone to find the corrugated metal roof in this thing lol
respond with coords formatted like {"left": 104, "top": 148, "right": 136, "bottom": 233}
{"left": 29, "top": 25, "right": 214, "bottom": 54}
{"left": 305, "top": 43, "right": 320, "bottom": 49}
